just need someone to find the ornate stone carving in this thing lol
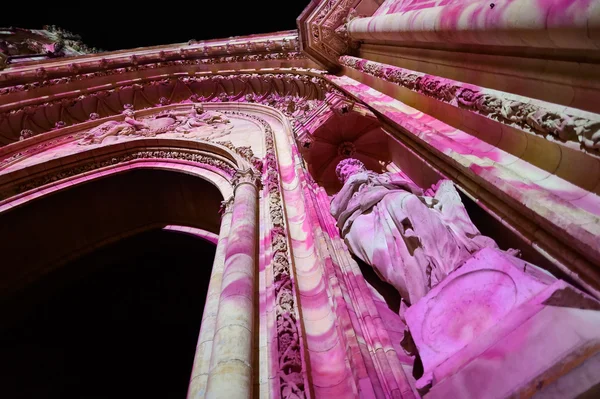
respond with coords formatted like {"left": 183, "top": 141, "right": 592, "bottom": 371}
{"left": 0, "top": 72, "right": 327, "bottom": 143}
{"left": 42, "top": 25, "right": 101, "bottom": 54}
{"left": 232, "top": 168, "right": 261, "bottom": 189}
{"left": 330, "top": 158, "right": 498, "bottom": 304}
{"left": 266, "top": 133, "right": 306, "bottom": 399}
{"left": 78, "top": 105, "right": 233, "bottom": 145}
{"left": 224, "top": 111, "right": 307, "bottom": 398}
{"left": 0, "top": 149, "right": 236, "bottom": 201}
{"left": 219, "top": 196, "right": 235, "bottom": 215}
{"left": 217, "top": 141, "right": 263, "bottom": 172}
{"left": 340, "top": 56, "right": 600, "bottom": 152}
{"left": 298, "top": 0, "right": 362, "bottom": 68}
{"left": 19, "top": 129, "right": 34, "bottom": 141}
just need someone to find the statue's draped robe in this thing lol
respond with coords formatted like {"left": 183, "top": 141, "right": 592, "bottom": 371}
{"left": 331, "top": 172, "right": 497, "bottom": 304}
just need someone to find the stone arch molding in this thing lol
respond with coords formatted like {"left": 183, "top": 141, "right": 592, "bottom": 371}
{"left": 0, "top": 102, "right": 310, "bottom": 399}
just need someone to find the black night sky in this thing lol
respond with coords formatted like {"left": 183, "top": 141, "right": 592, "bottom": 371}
{"left": 1, "top": 1, "right": 310, "bottom": 51}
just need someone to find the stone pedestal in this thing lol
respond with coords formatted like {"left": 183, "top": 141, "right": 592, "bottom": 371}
{"left": 405, "top": 248, "right": 600, "bottom": 398}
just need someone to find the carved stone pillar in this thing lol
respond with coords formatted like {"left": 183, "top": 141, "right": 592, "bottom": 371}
{"left": 187, "top": 196, "right": 234, "bottom": 399}
{"left": 205, "top": 169, "right": 260, "bottom": 399}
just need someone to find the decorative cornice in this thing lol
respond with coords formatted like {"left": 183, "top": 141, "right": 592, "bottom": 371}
{"left": 340, "top": 55, "right": 600, "bottom": 153}
{"left": 0, "top": 52, "right": 306, "bottom": 95}
{"left": 0, "top": 31, "right": 301, "bottom": 84}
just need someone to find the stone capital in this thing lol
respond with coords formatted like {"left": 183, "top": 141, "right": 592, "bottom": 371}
{"left": 232, "top": 168, "right": 261, "bottom": 191}
{"left": 219, "top": 196, "right": 235, "bottom": 215}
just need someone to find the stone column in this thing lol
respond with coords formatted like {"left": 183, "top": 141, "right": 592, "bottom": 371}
{"left": 347, "top": 0, "right": 600, "bottom": 51}
{"left": 187, "top": 197, "right": 234, "bottom": 399}
{"left": 205, "top": 169, "right": 259, "bottom": 399}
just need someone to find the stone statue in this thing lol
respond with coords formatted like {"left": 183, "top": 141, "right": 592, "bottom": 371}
{"left": 330, "top": 158, "right": 497, "bottom": 304}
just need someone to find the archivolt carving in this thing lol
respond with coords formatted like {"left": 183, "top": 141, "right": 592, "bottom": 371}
{"left": 3, "top": 105, "right": 312, "bottom": 398}
{"left": 0, "top": 148, "right": 236, "bottom": 201}
{"left": 0, "top": 72, "right": 328, "bottom": 144}
{"left": 340, "top": 56, "right": 600, "bottom": 152}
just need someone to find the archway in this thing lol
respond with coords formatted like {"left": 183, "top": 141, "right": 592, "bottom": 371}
{"left": 0, "top": 168, "right": 224, "bottom": 296}
{"left": 0, "top": 168, "right": 224, "bottom": 398}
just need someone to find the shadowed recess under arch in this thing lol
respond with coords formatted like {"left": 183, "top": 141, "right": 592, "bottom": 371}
{"left": 0, "top": 228, "right": 216, "bottom": 399}
{"left": 0, "top": 168, "right": 223, "bottom": 298}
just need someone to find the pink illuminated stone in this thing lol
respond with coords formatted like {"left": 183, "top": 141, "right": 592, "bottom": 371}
{"left": 331, "top": 158, "right": 496, "bottom": 304}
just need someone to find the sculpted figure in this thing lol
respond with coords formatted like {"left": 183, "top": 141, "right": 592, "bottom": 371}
{"left": 80, "top": 109, "right": 180, "bottom": 145}
{"left": 162, "top": 104, "right": 232, "bottom": 139}
{"left": 330, "top": 158, "right": 497, "bottom": 304}
{"left": 80, "top": 105, "right": 233, "bottom": 145}
{"left": 79, "top": 109, "right": 140, "bottom": 145}
{"left": 163, "top": 104, "right": 207, "bottom": 132}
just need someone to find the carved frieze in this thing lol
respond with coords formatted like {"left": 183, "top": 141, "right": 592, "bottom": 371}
{"left": 78, "top": 105, "right": 233, "bottom": 145}
{"left": 0, "top": 72, "right": 328, "bottom": 144}
{"left": 0, "top": 52, "right": 306, "bottom": 96}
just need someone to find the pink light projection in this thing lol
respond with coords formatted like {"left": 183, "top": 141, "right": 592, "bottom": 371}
{"left": 2, "top": 2, "right": 600, "bottom": 397}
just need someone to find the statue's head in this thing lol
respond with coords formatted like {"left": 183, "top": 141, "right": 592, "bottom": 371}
{"left": 192, "top": 103, "right": 204, "bottom": 114}
{"left": 123, "top": 109, "right": 135, "bottom": 118}
{"left": 336, "top": 158, "right": 366, "bottom": 183}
